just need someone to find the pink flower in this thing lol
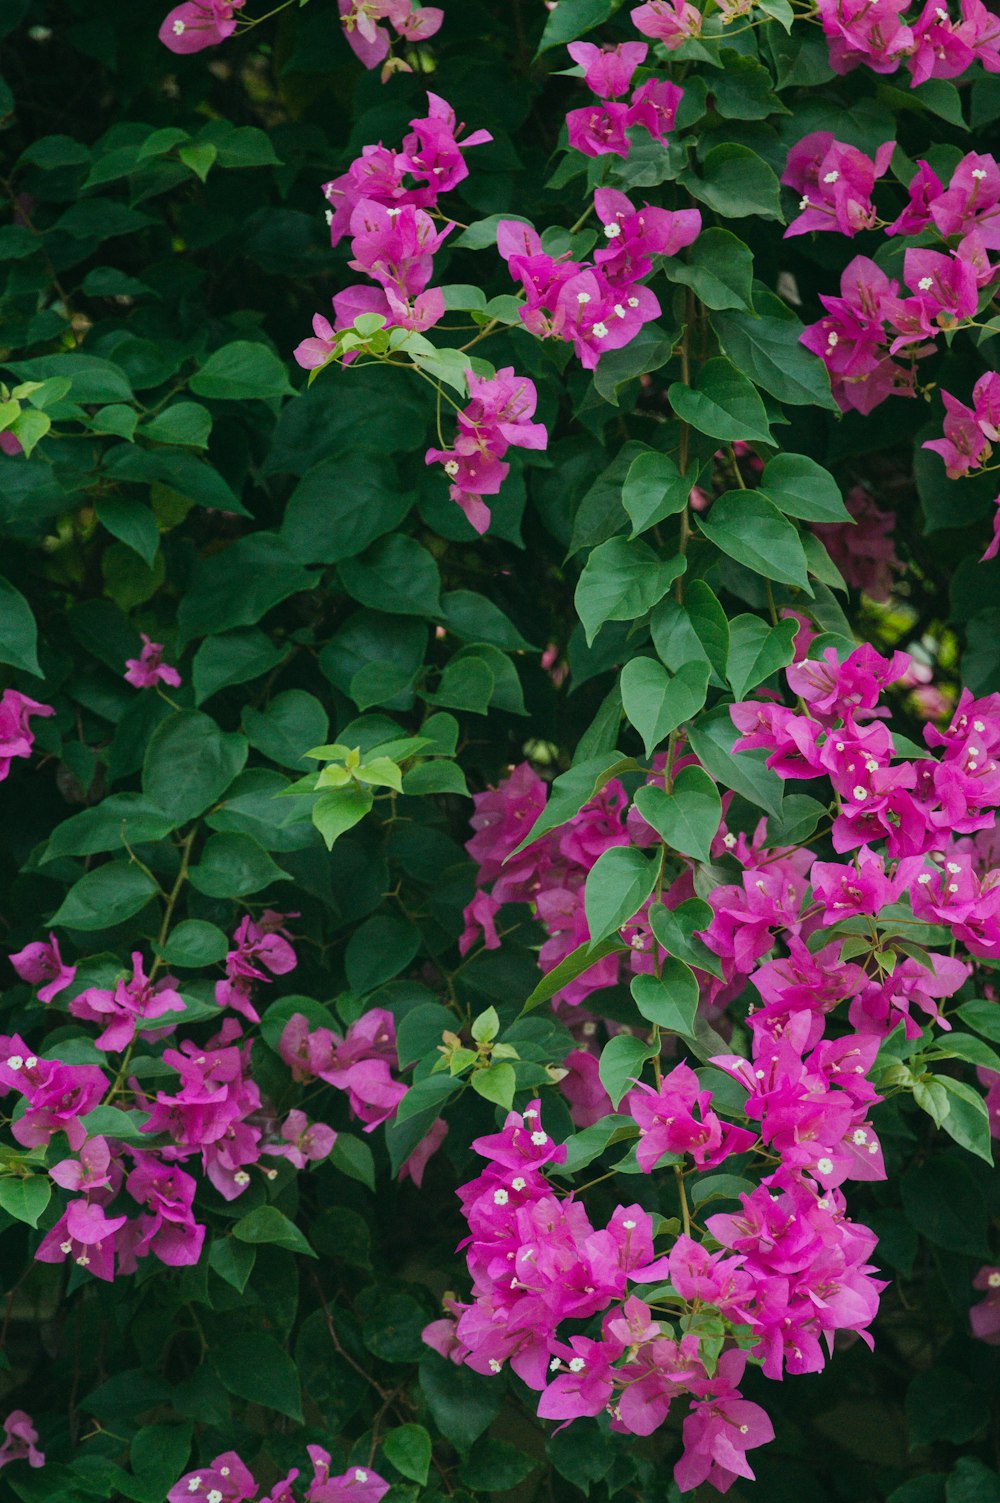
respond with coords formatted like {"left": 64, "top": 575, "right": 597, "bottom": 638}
{"left": 782, "top": 132, "right": 895, "bottom": 238}
{"left": 593, "top": 187, "right": 701, "bottom": 282}
{"left": 426, "top": 367, "right": 547, "bottom": 535}
{"left": 338, "top": 0, "right": 443, "bottom": 70}
{"left": 626, "top": 1063, "right": 756, "bottom": 1171}
{"left": 168, "top": 1453, "right": 257, "bottom": 1503}
{"left": 264, "top": 1109, "right": 336, "bottom": 1170}
{"left": 398, "top": 1117, "right": 448, "bottom": 1186}
{"left": 815, "top": 0, "right": 913, "bottom": 74}
{"left": 35, "top": 1199, "right": 129, "bottom": 1282}
{"left": 215, "top": 910, "right": 298, "bottom": 1023}
{"left": 971, "top": 1266, "right": 1000, "bottom": 1343}
{"left": 304, "top": 1451, "right": 389, "bottom": 1503}
{"left": 0, "top": 1412, "right": 44, "bottom": 1470}
{"left": 70, "top": 952, "right": 185, "bottom": 1053}
{"left": 567, "top": 40, "right": 648, "bottom": 97}
{"left": 124, "top": 634, "right": 182, "bottom": 690}
{"left": 9, "top": 932, "right": 76, "bottom": 1002}
{"left": 0, "top": 689, "right": 54, "bottom": 781}
{"left": 674, "top": 1352, "right": 774, "bottom": 1493}
{"left": 631, "top": 0, "right": 703, "bottom": 46}
{"left": 159, "top": 0, "right": 243, "bottom": 54}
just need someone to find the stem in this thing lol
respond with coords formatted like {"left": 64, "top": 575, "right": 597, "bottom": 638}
{"left": 674, "top": 1164, "right": 692, "bottom": 1238}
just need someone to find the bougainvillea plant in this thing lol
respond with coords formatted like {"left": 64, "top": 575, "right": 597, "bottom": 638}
{"left": 3, "top": 0, "right": 1000, "bottom": 1500}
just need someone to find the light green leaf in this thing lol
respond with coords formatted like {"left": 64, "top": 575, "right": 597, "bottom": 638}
{"left": 584, "top": 846, "right": 659, "bottom": 947}
{"left": 621, "top": 658, "right": 710, "bottom": 757}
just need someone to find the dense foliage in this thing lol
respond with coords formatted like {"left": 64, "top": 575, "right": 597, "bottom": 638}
{"left": 3, "top": 1, "right": 1000, "bottom": 1502}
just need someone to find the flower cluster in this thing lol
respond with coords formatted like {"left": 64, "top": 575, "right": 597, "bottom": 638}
{"left": 169, "top": 1449, "right": 389, "bottom": 1503}
{"left": 425, "top": 367, "right": 548, "bottom": 535}
{"left": 495, "top": 187, "right": 700, "bottom": 371}
{"left": 337, "top": 0, "right": 443, "bottom": 74}
{"left": 158, "top": 0, "right": 243, "bottom": 55}
{"left": 564, "top": 40, "right": 683, "bottom": 160}
{"left": 294, "top": 92, "right": 490, "bottom": 366}
{"left": 124, "top": 634, "right": 182, "bottom": 690}
{"left": 3, "top": 909, "right": 343, "bottom": 1285}
{"left": 797, "top": 147, "right": 1000, "bottom": 418}
{"left": 280, "top": 1007, "right": 408, "bottom": 1132}
{"left": 815, "top": 0, "right": 1000, "bottom": 83}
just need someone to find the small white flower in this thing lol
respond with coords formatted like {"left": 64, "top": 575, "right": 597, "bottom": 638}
{"left": 622, "top": 1219, "right": 636, "bottom": 1230}
{"left": 6, "top": 1057, "right": 23, "bottom": 1071}
{"left": 817, "top": 1157, "right": 834, "bottom": 1175}
{"left": 723, "top": 832, "right": 737, "bottom": 849}
{"left": 355, "top": 1470, "right": 369, "bottom": 1483}
{"left": 627, "top": 297, "right": 639, "bottom": 308}
{"left": 918, "top": 276, "right": 934, "bottom": 291}
{"left": 613, "top": 304, "right": 627, "bottom": 318}
{"left": 949, "top": 882, "right": 959, "bottom": 892}
{"left": 974, "top": 719, "right": 986, "bottom": 731}
{"left": 852, "top": 786, "right": 868, "bottom": 801}
{"left": 973, "top": 169, "right": 988, "bottom": 181}
{"left": 444, "top": 460, "right": 460, "bottom": 476}
{"left": 512, "top": 1176, "right": 526, "bottom": 1191}
{"left": 947, "top": 861, "right": 961, "bottom": 873}
{"left": 493, "top": 1188, "right": 509, "bottom": 1205}
{"left": 60, "top": 1240, "right": 73, "bottom": 1255}
{"left": 208, "top": 1492, "right": 223, "bottom": 1503}
{"left": 823, "top": 170, "right": 840, "bottom": 184}
{"left": 799, "top": 195, "right": 811, "bottom": 209}
{"left": 523, "top": 1108, "right": 538, "bottom": 1119}
{"left": 577, "top": 291, "right": 591, "bottom": 305}
{"left": 852, "top": 1128, "right": 867, "bottom": 1145}
{"left": 604, "top": 223, "right": 622, "bottom": 238}
{"left": 488, "top": 1358, "right": 502, "bottom": 1373}
{"left": 568, "top": 1356, "right": 586, "bottom": 1372}
{"left": 24, "top": 1057, "right": 37, "bottom": 1070}
{"left": 591, "top": 321, "right": 609, "bottom": 338}
{"left": 531, "top": 1130, "right": 548, "bottom": 1146}
{"left": 187, "top": 1481, "right": 203, "bottom": 1494}
{"left": 917, "top": 872, "right": 932, "bottom": 885}
{"left": 76, "top": 1254, "right": 90, "bottom": 1267}
{"left": 549, "top": 1357, "right": 562, "bottom": 1371}
{"left": 172, "top": 17, "right": 186, "bottom": 32}
{"left": 868, "top": 1141, "right": 878, "bottom": 1154}
{"left": 325, "top": 209, "right": 334, "bottom": 225}
{"left": 233, "top": 1171, "right": 251, "bottom": 1187}
{"left": 827, "top": 331, "right": 839, "bottom": 347}
{"left": 989, "top": 1272, "right": 1000, "bottom": 1288}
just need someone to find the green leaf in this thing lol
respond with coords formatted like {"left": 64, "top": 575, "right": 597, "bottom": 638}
{"left": 634, "top": 766, "right": 721, "bottom": 862}
{"left": 420, "top": 1353, "right": 503, "bottom": 1450}
{"left": 312, "top": 784, "right": 374, "bottom": 848}
{"left": 141, "top": 402, "right": 212, "bottom": 449}
{"left": 383, "top": 1425, "right": 432, "bottom": 1486}
{"left": 663, "top": 227, "right": 755, "bottom": 311}
{"left": 760, "top": 453, "right": 850, "bottom": 522}
{"left": 49, "top": 861, "right": 159, "bottom": 931}
{"left": 281, "top": 452, "right": 411, "bottom": 565}
{"left": 79, "top": 1105, "right": 152, "bottom": 1146}
{"left": 575, "top": 538, "right": 684, "bottom": 646}
{"left": 329, "top": 1134, "right": 376, "bottom": 1190}
{"left": 188, "top": 832, "right": 288, "bottom": 898}
{"left": 620, "top": 657, "right": 710, "bottom": 757}
{"left": 599, "top": 1034, "right": 657, "bottom": 1108}
{"left": 189, "top": 340, "right": 295, "bottom": 401}
{"left": 87, "top": 404, "right": 137, "bottom": 442}
{"left": 520, "top": 935, "right": 627, "bottom": 1014}
{"left": 668, "top": 357, "right": 772, "bottom": 444}
{"left": 697, "top": 491, "right": 811, "bottom": 592}
{"left": 682, "top": 143, "right": 784, "bottom": 222}
{"left": 177, "top": 535, "right": 314, "bottom": 640}
{"left": 440, "top": 589, "right": 534, "bottom": 650}
{"left": 192, "top": 627, "right": 285, "bottom": 705}
{"left": 208, "top": 1238, "right": 256, "bottom": 1293}
{"left": 213, "top": 1332, "right": 304, "bottom": 1421}
{"left": 512, "top": 754, "right": 637, "bottom": 854}
{"left": 233, "top": 1205, "right": 315, "bottom": 1257}
{"left": 536, "top": 0, "right": 613, "bottom": 52}
{"left": 649, "top": 898, "right": 724, "bottom": 978}
{"left": 686, "top": 706, "right": 784, "bottom": 816}
{"left": 631, "top": 959, "right": 699, "bottom": 1034}
{"left": 41, "top": 794, "right": 175, "bottom": 863}
{"left": 402, "top": 759, "right": 469, "bottom": 796}
{"left": 584, "top": 846, "right": 658, "bottom": 947}
{"left": 713, "top": 294, "right": 839, "bottom": 410}
{"left": 957, "top": 999, "right": 1000, "bottom": 1043}
{"left": 652, "top": 579, "right": 730, "bottom": 682}
{"left": 0, "top": 1176, "right": 50, "bottom": 1228}
{"left": 470, "top": 1062, "right": 516, "bottom": 1109}
{"left": 622, "top": 449, "right": 692, "bottom": 537}
{"left": 142, "top": 711, "right": 247, "bottom": 824}
{"left": 243, "top": 690, "right": 329, "bottom": 770}
{"left": 459, "top": 1439, "right": 537, "bottom": 1493}
{"left": 178, "top": 140, "right": 217, "bottom": 181}
{"left": 0, "top": 576, "right": 41, "bottom": 676}
{"left": 339, "top": 536, "right": 441, "bottom": 618}
{"left": 158, "top": 919, "right": 230, "bottom": 968}
{"left": 346, "top": 915, "right": 419, "bottom": 994}
{"left": 95, "top": 497, "right": 159, "bottom": 567}
{"left": 938, "top": 1077, "right": 994, "bottom": 1163}
{"left": 726, "top": 614, "right": 799, "bottom": 700}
